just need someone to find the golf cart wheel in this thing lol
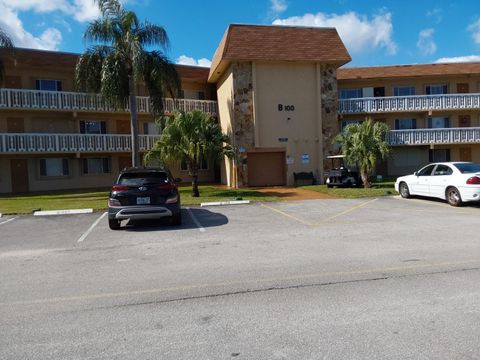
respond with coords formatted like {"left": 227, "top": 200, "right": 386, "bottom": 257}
{"left": 399, "top": 182, "right": 410, "bottom": 198}
{"left": 446, "top": 187, "right": 462, "bottom": 207}
{"left": 108, "top": 218, "right": 121, "bottom": 230}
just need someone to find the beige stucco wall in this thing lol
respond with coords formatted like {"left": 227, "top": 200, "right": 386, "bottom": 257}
{"left": 254, "top": 61, "right": 322, "bottom": 185}
{"left": 216, "top": 67, "right": 234, "bottom": 186}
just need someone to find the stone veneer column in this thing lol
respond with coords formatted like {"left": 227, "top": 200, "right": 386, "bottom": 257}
{"left": 320, "top": 65, "right": 340, "bottom": 174}
{"left": 231, "top": 62, "right": 255, "bottom": 187}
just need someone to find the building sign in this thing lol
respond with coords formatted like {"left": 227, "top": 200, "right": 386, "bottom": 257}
{"left": 278, "top": 104, "right": 295, "bottom": 111}
{"left": 286, "top": 156, "right": 294, "bottom": 165}
{"left": 301, "top": 153, "right": 310, "bottom": 164}
{"left": 278, "top": 137, "right": 288, "bottom": 142}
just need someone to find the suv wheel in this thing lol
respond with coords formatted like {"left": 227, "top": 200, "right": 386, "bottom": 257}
{"left": 109, "top": 218, "right": 121, "bottom": 230}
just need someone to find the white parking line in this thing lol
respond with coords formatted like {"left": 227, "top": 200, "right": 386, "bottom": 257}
{"left": 0, "top": 217, "right": 17, "bottom": 226}
{"left": 187, "top": 208, "right": 206, "bottom": 232}
{"left": 77, "top": 212, "right": 107, "bottom": 242}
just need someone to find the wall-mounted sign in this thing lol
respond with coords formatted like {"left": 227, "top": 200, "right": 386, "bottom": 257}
{"left": 301, "top": 153, "right": 310, "bottom": 164}
{"left": 278, "top": 137, "right": 288, "bottom": 142}
{"left": 286, "top": 156, "right": 294, "bottom": 165}
{"left": 278, "top": 104, "right": 295, "bottom": 112}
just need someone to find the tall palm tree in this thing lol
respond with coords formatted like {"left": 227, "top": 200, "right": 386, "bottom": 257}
{"left": 0, "top": 27, "right": 14, "bottom": 83}
{"left": 334, "top": 118, "right": 390, "bottom": 188}
{"left": 146, "top": 110, "right": 234, "bottom": 197}
{"left": 75, "top": 0, "right": 180, "bottom": 166}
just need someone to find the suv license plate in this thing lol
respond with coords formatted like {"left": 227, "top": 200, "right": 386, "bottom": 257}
{"left": 137, "top": 197, "right": 150, "bottom": 205}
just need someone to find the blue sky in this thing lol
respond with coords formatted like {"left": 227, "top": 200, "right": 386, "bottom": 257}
{"left": 1, "top": 0, "right": 480, "bottom": 68}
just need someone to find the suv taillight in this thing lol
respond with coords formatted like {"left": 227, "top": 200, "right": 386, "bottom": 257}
{"left": 466, "top": 176, "right": 480, "bottom": 184}
{"left": 165, "top": 194, "right": 179, "bottom": 204}
{"left": 108, "top": 198, "right": 122, "bottom": 206}
{"left": 112, "top": 185, "right": 129, "bottom": 191}
{"left": 158, "top": 184, "right": 176, "bottom": 190}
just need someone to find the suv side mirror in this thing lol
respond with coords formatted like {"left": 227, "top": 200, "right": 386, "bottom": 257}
{"left": 174, "top": 178, "right": 182, "bottom": 183}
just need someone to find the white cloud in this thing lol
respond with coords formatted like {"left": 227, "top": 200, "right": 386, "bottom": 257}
{"left": 417, "top": 28, "right": 437, "bottom": 56}
{"left": 270, "top": 0, "right": 287, "bottom": 15}
{"left": 272, "top": 11, "right": 397, "bottom": 55}
{"left": 176, "top": 55, "right": 212, "bottom": 68}
{"left": 426, "top": 8, "right": 442, "bottom": 24}
{"left": 435, "top": 55, "right": 480, "bottom": 63}
{"left": 467, "top": 18, "right": 480, "bottom": 44}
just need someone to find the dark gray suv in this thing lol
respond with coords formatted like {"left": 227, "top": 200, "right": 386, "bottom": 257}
{"left": 108, "top": 167, "right": 181, "bottom": 230}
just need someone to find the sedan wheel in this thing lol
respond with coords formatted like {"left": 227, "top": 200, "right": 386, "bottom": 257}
{"left": 446, "top": 187, "right": 462, "bottom": 207}
{"left": 399, "top": 182, "right": 410, "bottom": 198}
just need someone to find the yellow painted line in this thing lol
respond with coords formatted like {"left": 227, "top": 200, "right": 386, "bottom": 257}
{"left": 2, "top": 258, "right": 480, "bottom": 307}
{"left": 313, "top": 198, "right": 378, "bottom": 225}
{"left": 260, "top": 203, "right": 314, "bottom": 226}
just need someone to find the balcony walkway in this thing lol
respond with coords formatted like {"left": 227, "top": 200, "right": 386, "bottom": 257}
{"left": 387, "top": 127, "right": 480, "bottom": 146}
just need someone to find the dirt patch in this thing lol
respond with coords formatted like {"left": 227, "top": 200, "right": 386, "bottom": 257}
{"left": 252, "top": 187, "right": 335, "bottom": 201}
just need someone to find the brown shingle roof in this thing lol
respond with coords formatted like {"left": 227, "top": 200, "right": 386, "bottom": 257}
{"left": 208, "top": 24, "right": 351, "bottom": 82}
{"left": 337, "top": 62, "right": 480, "bottom": 80}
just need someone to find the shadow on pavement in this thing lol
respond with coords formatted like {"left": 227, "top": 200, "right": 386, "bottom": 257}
{"left": 123, "top": 208, "right": 229, "bottom": 232}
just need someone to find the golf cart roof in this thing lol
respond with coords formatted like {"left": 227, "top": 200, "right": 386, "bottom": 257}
{"left": 326, "top": 155, "right": 346, "bottom": 159}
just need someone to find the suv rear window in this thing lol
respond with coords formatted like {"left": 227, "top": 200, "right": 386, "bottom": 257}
{"left": 453, "top": 163, "right": 480, "bottom": 174}
{"left": 118, "top": 172, "right": 168, "bottom": 186}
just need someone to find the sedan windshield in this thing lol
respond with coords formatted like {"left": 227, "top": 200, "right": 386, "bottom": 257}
{"left": 453, "top": 163, "right": 480, "bottom": 174}
{"left": 118, "top": 172, "right": 168, "bottom": 186}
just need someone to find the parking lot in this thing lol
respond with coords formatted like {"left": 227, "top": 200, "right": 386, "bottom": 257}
{"left": 1, "top": 196, "right": 480, "bottom": 359}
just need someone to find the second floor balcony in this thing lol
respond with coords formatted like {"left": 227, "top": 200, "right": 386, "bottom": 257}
{"left": 339, "top": 93, "right": 480, "bottom": 115}
{"left": 0, "top": 88, "right": 218, "bottom": 115}
{"left": 0, "top": 133, "right": 161, "bottom": 154}
{"left": 386, "top": 127, "right": 480, "bottom": 146}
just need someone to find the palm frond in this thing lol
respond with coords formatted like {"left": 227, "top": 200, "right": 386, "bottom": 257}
{"left": 135, "top": 23, "right": 169, "bottom": 48}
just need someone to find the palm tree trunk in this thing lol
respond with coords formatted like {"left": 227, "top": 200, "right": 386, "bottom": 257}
{"left": 361, "top": 169, "right": 370, "bottom": 188}
{"left": 128, "top": 76, "right": 140, "bottom": 167}
{"left": 189, "top": 161, "right": 200, "bottom": 197}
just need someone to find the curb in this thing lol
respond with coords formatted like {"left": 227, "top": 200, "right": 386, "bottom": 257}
{"left": 200, "top": 200, "right": 250, "bottom": 207}
{"left": 33, "top": 209, "right": 94, "bottom": 216}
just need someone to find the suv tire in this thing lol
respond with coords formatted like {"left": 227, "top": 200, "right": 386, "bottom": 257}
{"left": 109, "top": 218, "right": 121, "bottom": 230}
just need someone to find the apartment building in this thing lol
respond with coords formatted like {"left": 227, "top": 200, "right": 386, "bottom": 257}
{"left": 337, "top": 63, "right": 480, "bottom": 176}
{"left": 0, "top": 48, "right": 218, "bottom": 193}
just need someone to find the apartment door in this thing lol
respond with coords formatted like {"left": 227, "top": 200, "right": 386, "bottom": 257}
{"left": 457, "top": 83, "right": 469, "bottom": 93}
{"left": 116, "top": 120, "right": 130, "bottom": 134}
{"left": 7, "top": 118, "right": 25, "bottom": 133}
{"left": 10, "top": 159, "right": 29, "bottom": 193}
{"left": 458, "top": 115, "right": 471, "bottom": 127}
{"left": 374, "top": 87, "right": 385, "bottom": 97}
{"left": 4, "top": 76, "right": 22, "bottom": 89}
{"left": 459, "top": 148, "right": 472, "bottom": 162}
{"left": 247, "top": 151, "right": 286, "bottom": 187}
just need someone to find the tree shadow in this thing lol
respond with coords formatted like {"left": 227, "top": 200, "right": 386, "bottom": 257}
{"left": 122, "top": 208, "right": 229, "bottom": 232}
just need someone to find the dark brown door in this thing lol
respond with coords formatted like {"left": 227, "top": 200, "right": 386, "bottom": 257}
{"left": 4, "top": 76, "right": 22, "bottom": 89}
{"left": 458, "top": 115, "right": 471, "bottom": 127}
{"left": 247, "top": 152, "right": 286, "bottom": 187}
{"left": 116, "top": 120, "right": 130, "bottom": 134}
{"left": 374, "top": 87, "right": 385, "bottom": 97}
{"left": 459, "top": 148, "right": 472, "bottom": 162}
{"left": 10, "top": 159, "right": 29, "bottom": 193}
{"left": 7, "top": 118, "right": 25, "bottom": 133}
{"left": 457, "top": 83, "right": 469, "bottom": 93}
{"left": 118, "top": 156, "right": 132, "bottom": 172}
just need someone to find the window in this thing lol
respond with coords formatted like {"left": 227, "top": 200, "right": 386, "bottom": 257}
{"left": 36, "top": 79, "right": 62, "bottom": 91}
{"left": 143, "top": 122, "right": 161, "bottom": 135}
{"left": 417, "top": 164, "right": 435, "bottom": 176}
{"left": 341, "top": 119, "right": 362, "bottom": 130}
{"left": 433, "top": 165, "right": 453, "bottom": 176}
{"left": 394, "top": 118, "right": 417, "bottom": 130}
{"left": 180, "top": 156, "right": 208, "bottom": 171}
{"left": 394, "top": 86, "right": 416, "bottom": 96}
{"left": 80, "top": 121, "right": 106, "bottom": 134}
{"left": 82, "top": 158, "right": 110, "bottom": 175}
{"left": 429, "top": 149, "right": 451, "bottom": 162}
{"left": 426, "top": 84, "right": 448, "bottom": 95}
{"left": 428, "top": 117, "right": 450, "bottom": 129}
{"left": 118, "top": 172, "right": 168, "bottom": 186}
{"left": 339, "top": 88, "right": 362, "bottom": 99}
{"left": 39, "top": 158, "right": 69, "bottom": 177}
{"left": 454, "top": 163, "right": 480, "bottom": 173}
{"left": 198, "top": 91, "right": 205, "bottom": 100}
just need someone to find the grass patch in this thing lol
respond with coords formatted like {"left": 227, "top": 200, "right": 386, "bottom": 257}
{"left": 0, "top": 186, "right": 279, "bottom": 215}
{"left": 301, "top": 181, "right": 398, "bottom": 198}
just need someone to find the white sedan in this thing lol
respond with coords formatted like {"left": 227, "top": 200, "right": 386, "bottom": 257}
{"left": 395, "top": 162, "right": 480, "bottom": 206}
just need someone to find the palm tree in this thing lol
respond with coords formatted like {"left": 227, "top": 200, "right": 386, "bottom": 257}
{"left": 146, "top": 110, "right": 234, "bottom": 197}
{"left": 75, "top": 0, "right": 180, "bottom": 167}
{"left": 334, "top": 118, "right": 390, "bottom": 188}
{"left": 0, "top": 27, "right": 14, "bottom": 83}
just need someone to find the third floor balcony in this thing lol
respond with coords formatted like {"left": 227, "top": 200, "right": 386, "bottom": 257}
{"left": 386, "top": 127, "right": 480, "bottom": 146}
{"left": 0, "top": 88, "right": 218, "bottom": 115}
{"left": 339, "top": 93, "right": 480, "bottom": 115}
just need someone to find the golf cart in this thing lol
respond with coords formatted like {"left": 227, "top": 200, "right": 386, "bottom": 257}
{"left": 324, "top": 155, "right": 361, "bottom": 188}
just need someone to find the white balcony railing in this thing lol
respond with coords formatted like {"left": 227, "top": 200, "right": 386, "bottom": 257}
{"left": 0, "top": 133, "right": 161, "bottom": 154}
{"left": 0, "top": 88, "right": 218, "bottom": 115}
{"left": 387, "top": 127, "right": 480, "bottom": 146}
{"left": 339, "top": 93, "right": 480, "bottom": 114}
